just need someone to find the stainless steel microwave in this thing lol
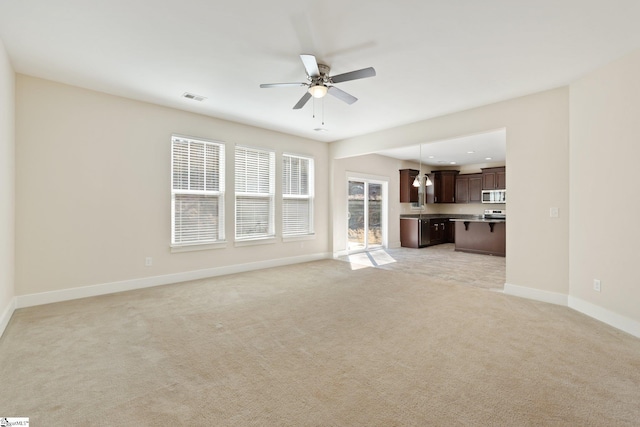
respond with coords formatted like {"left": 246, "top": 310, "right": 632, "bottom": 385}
{"left": 482, "top": 189, "right": 506, "bottom": 203}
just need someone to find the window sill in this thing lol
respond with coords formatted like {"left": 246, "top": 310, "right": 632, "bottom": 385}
{"left": 234, "top": 237, "right": 277, "bottom": 247}
{"left": 171, "top": 241, "right": 228, "bottom": 253}
{"left": 282, "top": 233, "right": 316, "bottom": 243}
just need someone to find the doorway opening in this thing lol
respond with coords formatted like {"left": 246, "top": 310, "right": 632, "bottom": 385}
{"left": 347, "top": 177, "right": 387, "bottom": 253}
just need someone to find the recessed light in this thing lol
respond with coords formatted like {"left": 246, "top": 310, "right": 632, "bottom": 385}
{"left": 485, "top": 157, "right": 492, "bottom": 160}
{"left": 313, "top": 128, "right": 328, "bottom": 132}
{"left": 450, "top": 161, "right": 456, "bottom": 165}
{"left": 428, "top": 155, "right": 435, "bottom": 159}
{"left": 467, "top": 151, "right": 475, "bottom": 154}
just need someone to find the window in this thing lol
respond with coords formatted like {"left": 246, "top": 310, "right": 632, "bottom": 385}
{"left": 235, "top": 146, "right": 275, "bottom": 240}
{"left": 282, "top": 154, "right": 314, "bottom": 236}
{"left": 171, "top": 135, "right": 225, "bottom": 246}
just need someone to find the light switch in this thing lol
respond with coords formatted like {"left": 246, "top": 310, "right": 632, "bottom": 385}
{"left": 550, "top": 207, "right": 559, "bottom": 218}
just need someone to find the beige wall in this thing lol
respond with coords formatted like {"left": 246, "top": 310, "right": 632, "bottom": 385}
{"left": 570, "top": 49, "right": 640, "bottom": 324}
{"left": 15, "top": 75, "right": 330, "bottom": 296}
{"left": 0, "top": 39, "right": 15, "bottom": 326}
{"left": 331, "top": 88, "right": 570, "bottom": 296}
{"left": 6, "top": 47, "right": 640, "bottom": 336}
{"left": 332, "top": 154, "right": 416, "bottom": 252}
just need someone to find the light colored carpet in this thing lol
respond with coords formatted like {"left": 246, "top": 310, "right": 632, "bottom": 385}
{"left": 1, "top": 256, "right": 639, "bottom": 426}
{"left": 338, "top": 244, "right": 506, "bottom": 290}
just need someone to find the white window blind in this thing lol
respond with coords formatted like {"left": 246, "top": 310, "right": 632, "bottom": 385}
{"left": 235, "top": 146, "right": 275, "bottom": 240}
{"left": 171, "top": 136, "right": 225, "bottom": 245}
{"left": 283, "top": 154, "right": 314, "bottom": 236}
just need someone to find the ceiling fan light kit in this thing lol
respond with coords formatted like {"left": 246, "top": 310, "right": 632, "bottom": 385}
{"left": 308, "top": 84, "right": 328, "bottom": 98}
{"left": 260, "top": 54, "right": 376, "bottom": 110}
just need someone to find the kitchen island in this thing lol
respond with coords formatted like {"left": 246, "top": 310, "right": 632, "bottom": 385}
{"left": 450, "top": 217, "right": 505, "bottom": 257}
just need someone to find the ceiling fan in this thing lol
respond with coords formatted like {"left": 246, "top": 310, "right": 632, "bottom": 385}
{"left": 260, "top": 54, "right": 376, "bottom": 109}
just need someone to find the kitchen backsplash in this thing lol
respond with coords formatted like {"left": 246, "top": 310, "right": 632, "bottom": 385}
{"left": 400, "top": 202, "right": 506, "bottom": 216}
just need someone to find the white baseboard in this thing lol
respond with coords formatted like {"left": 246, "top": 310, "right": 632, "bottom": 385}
{"left": 568, "top": 296, "right": 640, "bottom": 339}
{"left": 10, "top": 260, "right": 640, "bottom": 342}
{"left": 503, "top": 283, "right": 640, "bottom": 339}
{"left": 15, "top": 252, "right": 331, "bottom": 309}
{"left": 503, "top": 282, "right": 568, "bottom": 306}
{"left": 0, "top": 297, "right": 16, "bottom": 339}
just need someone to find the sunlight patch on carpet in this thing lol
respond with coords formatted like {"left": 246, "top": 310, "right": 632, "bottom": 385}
{"left": 339, "top": 249, "right": 397, "bottom": 270}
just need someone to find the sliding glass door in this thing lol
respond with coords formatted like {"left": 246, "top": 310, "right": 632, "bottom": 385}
{"left": 347, "top": 178, "right": 386, "bottom": 252}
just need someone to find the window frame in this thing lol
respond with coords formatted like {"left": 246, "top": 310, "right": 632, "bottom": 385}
{"left": 282, "top": 153, "right": 315, "bottom": 237}
{"left": 234, "top": 145, "right": 276, "bottom": 242}
{"left": 170, "top": 135, "right": 226, "bottom": 248}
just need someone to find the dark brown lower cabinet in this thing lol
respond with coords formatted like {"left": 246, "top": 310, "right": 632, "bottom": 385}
{"left": 401, "top": 218, "right": 455, "bottom": 248}
{"left": 433, "top": 220, "right": 455, "bottom": 244}
{"left": 454, "top": 221, "right": 505, "bottom": 256}
{"left": 429, "top": 221, "right": 443, "bottom": 244}
{"left": 400, "top": 218, "right": 420, "bottom": 248}
{"left": 445, "top": 220, "right": 455, "bottom": 243}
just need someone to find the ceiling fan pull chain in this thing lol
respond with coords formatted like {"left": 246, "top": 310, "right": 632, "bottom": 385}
{"left": 322, "top": 97, "right": 325, "bottom": 126}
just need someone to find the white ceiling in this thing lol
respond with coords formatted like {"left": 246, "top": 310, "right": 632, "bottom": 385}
{"left": 2, "top": 0, "right": 640, "bottom": 145}
{"left": 377, "top": 129, "right": 506, "bottom": 167}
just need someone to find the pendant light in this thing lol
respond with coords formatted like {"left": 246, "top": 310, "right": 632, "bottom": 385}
{"left": 413, "top": 144, "right": 422, "bottom": 187}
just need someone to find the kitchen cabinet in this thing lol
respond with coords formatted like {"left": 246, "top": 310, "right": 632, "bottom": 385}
{"left": 429, "top": 221, "right": 444, "bottom": 244}
{"left": 429, "top": 219, "right": 455, "bottom": 245}
{"left": 400, "top": 217, "right": 455, "bottom": 248}
{"left": 482, "top": 167, "right": 506, "bottom": 190}
{"left": 453, "top": 220, "right": 505, "bottom": 256}
{"left": 400, "top": 218, "right": 421, "bottom": 248}
{"left": 455, "top": 176, "right": 469, "bottom": 204}
{"left": 426, "top": 170, "right": 459, "bottom": 203}
{"left": 399, "top": 169, "right": 419, "bottom": 203}
{"left": 445, "top": 220, "right": 455, "bottom": 243}
{"left": 469, "top": 174, "right": 483, "bottom": 203}
{"left": 455, "top": 173, "right": 482, "bottom": 204}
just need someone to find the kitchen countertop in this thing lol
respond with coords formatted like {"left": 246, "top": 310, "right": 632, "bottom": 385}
{"left": 400, "top": 214, "right": 505, "bottom": 223}
{"left": 449, "top": 217, "right": 506, "bottom": 223}
{"left": 400, "top": 214, "right": 479, "bottom": 220}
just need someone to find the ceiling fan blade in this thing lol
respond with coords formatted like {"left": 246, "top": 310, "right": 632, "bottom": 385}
{"left": 300, "top": 54, "right": 320, "bottom": 77}
{"left": 260, "top": 83, "right": 307, "bottom": 88}
{"left": 330, "top": 67, "right": 376, "bottom": 83}
{"left": 293, "top": 92, "right": 312, "bottom": 109}
{"left": 327, "top": 86, "right": 358, "bottom": 105}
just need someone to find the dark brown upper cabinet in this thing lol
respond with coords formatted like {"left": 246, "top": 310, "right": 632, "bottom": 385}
{"left": 455, "top": 173, "right": 482, "bottom": 204}
{"left": 482, "top": 167, "right": 506, "bottom": 190}
{"left": 399, "top": 169, "right": 419, "bottom": 203}
{"left": 426, "top": 170, "right": 459, "bottom": 203}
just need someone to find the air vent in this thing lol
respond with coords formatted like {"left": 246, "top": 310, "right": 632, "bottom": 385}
{"left": 182, "top": 92, "right": 207, "bottom": 102}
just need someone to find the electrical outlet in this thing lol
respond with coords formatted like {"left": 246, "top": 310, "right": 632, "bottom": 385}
{"left": 550, "top": 207, "right": 559, "bottom": 218}
{"left": 145, "top": 257, "right": 153, "bottom": 267}
{"left": 593, "top": 279, "right": 601, "bottom": 292}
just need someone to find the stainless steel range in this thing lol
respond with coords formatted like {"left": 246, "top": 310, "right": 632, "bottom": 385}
{"left": 484, "top": 209, "right": 506, "bottom": 219}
